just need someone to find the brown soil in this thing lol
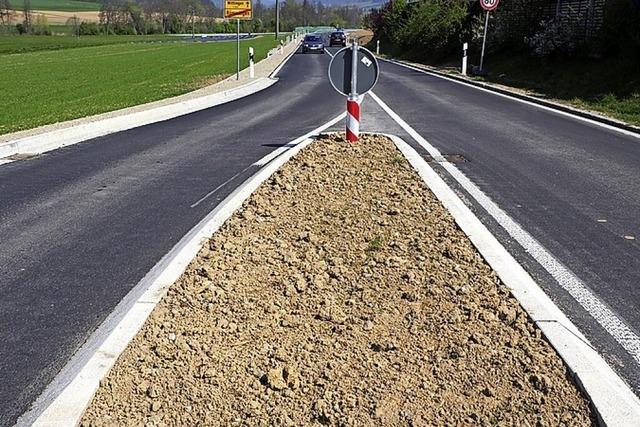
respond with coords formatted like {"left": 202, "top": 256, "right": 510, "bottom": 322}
{"left": 81, "top": 135, "right": 594, "bottom": 426}
{"left": 349, "top": 29, "right": 374, "bottom": 46}
{"left": 10, "top": 10, "right": 100, "bottom": 25}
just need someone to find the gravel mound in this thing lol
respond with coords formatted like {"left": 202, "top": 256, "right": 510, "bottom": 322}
{"left": 82, "top": 134, "right": 594, "bottom": 426}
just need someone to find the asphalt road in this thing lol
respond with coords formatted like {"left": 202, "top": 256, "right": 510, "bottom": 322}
{"left": 2, "top": 44, "right": 639, "bottom": 425}
{"left": 363, "top": 57, "right": 640, "bottom": 394}
{"left": 0, "top": 49, "right": 343, "bottom": 426}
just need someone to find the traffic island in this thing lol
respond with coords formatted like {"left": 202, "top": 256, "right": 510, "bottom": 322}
{"left": 80, "top": 134, "right": 594, "bottom": 425}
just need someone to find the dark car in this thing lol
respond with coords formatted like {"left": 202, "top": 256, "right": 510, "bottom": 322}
{"left": 329, "top": 31, "right": 346, "bottom": 47}
{"left": 302, "top": 34, "right": 325, "bottom": 54}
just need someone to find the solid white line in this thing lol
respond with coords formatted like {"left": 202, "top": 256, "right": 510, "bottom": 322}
{"left": 253, "top": 112, "right": 345, "bottom": 167}
{"left": 387, "top": 133, "right": 640, "bottom": 426}
{"left": 369, "top": 90, "right": 640, "bottom": 365}
{"left": 17, "top": 131, "right": 320, "bottom": 427}
{"left": 380, "top": 58, "right": 640, "bottom": 140}
{"left": 270, "top": 41, "right": 301, "bottom": 78}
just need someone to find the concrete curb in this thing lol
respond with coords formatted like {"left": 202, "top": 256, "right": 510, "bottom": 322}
{"left": 380, "top": 57, "right": 640, "bottom": 138}
{"left": 387, "top": 133, "right": 640, "bottom": 426}
{"left": 0, "top": 77, "right": 277, "bottom": 160}
{"left": 15, "top": 113, "right": 342, "bottom": 426}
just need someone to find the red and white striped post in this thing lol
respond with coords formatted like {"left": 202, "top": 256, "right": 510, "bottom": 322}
{"left": 346, "top": 40, "right": 360, "bottom": 142}
{"left": 346, "top": 96, "right": 360, "bottom": 142}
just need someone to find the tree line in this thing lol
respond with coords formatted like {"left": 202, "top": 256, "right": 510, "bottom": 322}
{"left": 365, "top": 0, "right": 640, "bottom": 62}
{"left": 0, "top": 0, "right": 364, "bottom": 36}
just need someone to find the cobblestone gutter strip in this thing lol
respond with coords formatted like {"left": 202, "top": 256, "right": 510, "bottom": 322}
{"left": 82, "top": 135, "right": 594, "bottom": 426}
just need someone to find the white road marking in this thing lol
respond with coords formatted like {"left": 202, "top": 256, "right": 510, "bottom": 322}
{"left": 387, "top": 132, "right": 640, "bottom": 426}
{"left": 190, "top": 165, "right": 253, "bottom": 208}
{"left": 19, "top": 131, "right": 323, "bottom": 427}
{"left": 369, "top": 90, "right": 640, "bottom": 366}
{"left": 270, "top": 41, "right": 301, "bottom": 78}
{"left": 253, "top": 112, "right": 346, "bottom": 167}
{"left": 380, "top": 58, "right": 640, "bottom": 140}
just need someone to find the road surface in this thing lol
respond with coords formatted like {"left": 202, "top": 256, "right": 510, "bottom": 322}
{"left": 0, "top": 50, "right": 343, "bottom": 426}
{"left": 1, "top": 45, "right": 639, "bottom": 425}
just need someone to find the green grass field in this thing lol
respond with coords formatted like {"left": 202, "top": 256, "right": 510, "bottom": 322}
{"left": 481, "top": 55, "right": 640, "bottom": 126}
{"left": 0, "top": 34, "right": 182, "bottom": 54}
{"left": 0, "top": 36, "right": 284, "bottom": 135}
{"left": 8, "top": 0, "right": 101, "bottom": 12}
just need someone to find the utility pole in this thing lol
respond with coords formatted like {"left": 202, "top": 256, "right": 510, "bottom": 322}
{"left": 275, "top": 0, "right": 279, "bottom": 40}
{"left": 479, "top": 11, "right": 489, "bottom": 72}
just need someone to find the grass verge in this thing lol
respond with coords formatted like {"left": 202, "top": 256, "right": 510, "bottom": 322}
{"left": 0, "top": 36, "right": 282, "bottom": 135}
{"left": 0, "top": 34, "right": 182, "bottom": 54}
{"left": 390, "top": 49, "right": 640, "bottom": 127}
{"left": 479, "top": 54, "right": 640, "bottom": 126}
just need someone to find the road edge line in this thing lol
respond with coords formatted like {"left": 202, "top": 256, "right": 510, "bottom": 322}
{"left": 17, "top": 132, "right": 323, "bottom": 427}
{"left": 270, "top": 40, "right": 301, "bottom": 78}
{"left": 386, "top": 132, "right": 640, "bottom": 426}
{"left": 378, "top": 57, "right": 640, "bottom": 140}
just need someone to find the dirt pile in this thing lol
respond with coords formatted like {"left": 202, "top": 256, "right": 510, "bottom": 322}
{"left": 82, "top": 134, "right": 593, "bottom": 426}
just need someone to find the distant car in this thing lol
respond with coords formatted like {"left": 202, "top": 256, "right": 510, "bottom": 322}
{"left": 302, "top": 34, "right": 325, "bottom": 53}
{"left": 329, "top": 31, "right": 346, "bottom": 47}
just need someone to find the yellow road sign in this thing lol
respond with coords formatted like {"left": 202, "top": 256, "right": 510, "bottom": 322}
{"left": 224, "top": 0, "right": 253, "bottom": 20}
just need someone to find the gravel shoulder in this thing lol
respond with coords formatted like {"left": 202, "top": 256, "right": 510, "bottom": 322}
{"left": 81, "top": 134, "right": 594, "bottom": 426}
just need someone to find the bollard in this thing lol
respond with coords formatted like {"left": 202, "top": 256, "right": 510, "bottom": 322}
{"left": 346, "top": 96, "right": 360, "bottom": 142}
{"left": 249, "top": 47, "right": 255, "bottom": 78}
{"left": 279, "top": 39, "right": 284, "bottom": 54}
{"left": 462, "top": 42, "right": 468, "bottom": 76}
{"left": 376, "top": 40, "right": 380, "bottom": 55}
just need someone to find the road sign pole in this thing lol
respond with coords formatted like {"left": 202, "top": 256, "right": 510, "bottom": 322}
{"left": 328, "top": 44, "right": 379, "bottom": 142}
{"left": 480, "top": 11, "right": 489, "bottom": 72}
{"left": 236, "top": 18, "right": 240, "bottom": 81}
{"left": 346, "top": 41, "right": 360, "bottom": 142}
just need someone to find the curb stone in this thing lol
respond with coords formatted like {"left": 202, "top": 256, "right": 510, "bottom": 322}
{"left": 0, "top": 38, "right": 302, "bottom": 162}
{"left": 386, "top": 133, "right": 640, "bottom": 427}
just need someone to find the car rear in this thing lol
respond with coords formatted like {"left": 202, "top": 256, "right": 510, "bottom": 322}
{"left": 302, "top": 35, "right": 325, "bottom": 54}
{"left": 329, "top": 31, "right": 346, "bottom": 47}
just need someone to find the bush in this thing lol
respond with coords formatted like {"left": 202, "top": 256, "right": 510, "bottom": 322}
{"left": 31, "top": 14, "right": 51, "bottom": 35}
{"left": 79, "top": 21, "right": 99, "bottom": 35}
{"left": 366, "top": 0, "right": 470, "bottom": 60}
{"left": 399, "top": 0, "right": 468, "bottom": 59}
{"left": 528, "top": 18, "right": 579, "bottom": 58}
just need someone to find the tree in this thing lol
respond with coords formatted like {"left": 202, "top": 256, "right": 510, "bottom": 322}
{"left": 22, "top": 0, "right": 32, "bottom": 33}
{"left": 0, "top": 0, "right": 12, "bottom": 32}
{"left": 66, "top": 15, "right": 80, "bottom": 36}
